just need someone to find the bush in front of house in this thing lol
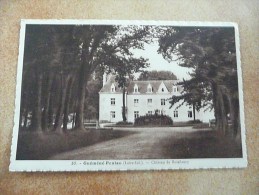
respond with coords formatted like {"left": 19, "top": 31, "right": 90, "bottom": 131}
{"left": 116, "top": 121, "right": 133, "bottom": 126}
{"left": 134, "top": 114, "right": 173, "bottom": 126}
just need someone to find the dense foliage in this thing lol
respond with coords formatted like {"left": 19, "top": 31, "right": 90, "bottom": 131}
{"left": 134, "top": 114, "right": 173, "bottom": 126}
{"left": 158, "top": 27, "right": 240, "bottom": 138}
{"left": 138, "top": 70, "right": 177, "bottom": 80}
{"left": 20, "top": 24, "right": 150, "bottom": 132}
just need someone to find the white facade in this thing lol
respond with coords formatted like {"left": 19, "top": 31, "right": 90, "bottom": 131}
{"left": 99, "top": 76, "right": 214, "bottom": 123}
{"left": 99, "top": 93, "right": 125, "bottom": 122}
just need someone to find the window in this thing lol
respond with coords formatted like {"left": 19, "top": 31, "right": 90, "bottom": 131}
{"left": 188, "top": 111, "right": 192, "bottom": 118}
{"left": 134, "top": 99, "right": 139, "bottom": 106}
{"left": 147, "top": 84, "right": 153, "bottom": 93}
{"left": 134, "top": 84, "right": 139, "bottom": 93}
{"left": 111, "top": 98, "right": 115, "bottom": 105}
{"left": 134, "top": 111, "right": 139, "bottom": 119}
{"left": 148, "top": 111, "right": 152, "bottom": 115}
{"left": 174, "top": 111, "right": 178, "bottom": 118}
{"left": 111, "top": 111, "right": 115, "bottom": 118}
{"left": 147, "top": 99, "right": 152, "bottom": 104}
{"left": 155, "top": 109, "right": 160, "bottom": 115}
{"left": 162, "top": 88, "right": 164, "bottom": 92}
{"left": 161, "top": 99, "right": 166, "bottom": 106}
{"left": 173, "top": 86, "right": 178, "bottom": 92}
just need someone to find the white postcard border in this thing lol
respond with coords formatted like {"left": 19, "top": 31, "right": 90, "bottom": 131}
{"left": 10, "top": 19, "right": 247, "bottom": 172}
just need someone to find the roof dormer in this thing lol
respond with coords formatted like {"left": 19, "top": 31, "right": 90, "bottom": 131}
{"left": 172, "top": 85, "right": 178, "bottom": 93}
{"left": 158, "top": 81, "right": 168, "bottom": 93}
{"left": 111, "top": 83, "right": 116, "bottom": 92}
{"left": 147, "top": 83, "right": 153, "bottom": 93}
{"left": 133, "top": 84, "right": 139, "bottom": 93}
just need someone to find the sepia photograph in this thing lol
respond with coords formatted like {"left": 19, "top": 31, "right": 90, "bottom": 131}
{"left": 10, "top": 20, "right": 247, "bottom": 171}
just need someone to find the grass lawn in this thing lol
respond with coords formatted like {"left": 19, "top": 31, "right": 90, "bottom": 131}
{"left": 161, "top": 130, "right": 243, "bottom": 158}
{"left": 16, "top": 127, "right": 243, "bottom": 160}
{"left": 16, "top": 129, "right": 135, "bottom": 160}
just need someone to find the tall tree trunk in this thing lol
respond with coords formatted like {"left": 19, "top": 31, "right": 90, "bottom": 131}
{"left": 192, "top": 102, "right": 196, "bottom": 121}
{"left": 42, "top": 73, "right": 54, "bottom": 131}
{"left": 122, "top": 86, "right": 127, "bottom": 122}
{"left": 72, "top": 112, "right": 76, "bottom": 129}
{"left": 31, "top": 74, "right": 43, "bottom": 132}
{"left": 226, "top": 93, "right": 236, "bottom": 137}
{"left": 212, "top": 83, "right": 228, "bottom": 135}
{"left": 216, "top": 85, "right": 228, "bottom": 135}
{"left": 63, "top": 77, "right": 74, "bottom": 131}
{"left": 75, "top": 73, "right": 87, "bottom": 130}
{"left": 54, "top": 75, "right": 71, "bottom": 132}
{"left": 48, "top": 93, "right": 54, "bottom": 130}
{"left": 75, "top": 32, "right": 103, "bottom": 129}
{"left": 75, "top": 44, "right": 91, "bottom": 130}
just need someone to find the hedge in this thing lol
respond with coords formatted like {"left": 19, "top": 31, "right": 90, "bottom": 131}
{"left": 134, "top": 114, "right": 173, "bottom": 126}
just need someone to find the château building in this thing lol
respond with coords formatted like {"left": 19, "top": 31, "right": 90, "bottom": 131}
{"left": 99, "top": 74, "right": 214, "bottom": 123}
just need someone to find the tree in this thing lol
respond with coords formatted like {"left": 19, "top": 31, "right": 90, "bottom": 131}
{"left": 84, "top": 73, "right": 103, "bottom": 122}
{"left": 20, "top": 24, "right": 152, "bottom": 132}
{"left": 114, "top": 58, "right": 148, "bottom": 122}
{"left": 138, "top": 70, "right": 177, "bottom": 81}
{"left": 97, "top": 26, "right": 151, "bottom": 122}
{"left": 22, "top": 25, "right": 66, "bottom": 132}
{"left": 72, "top": 25, "right": 151, "bottom": 128}
{"left": 169, "top": 78, "right": 212, "bottom": 121}
{"left": 158, "top": 27, "right": 240, "bottom": 137}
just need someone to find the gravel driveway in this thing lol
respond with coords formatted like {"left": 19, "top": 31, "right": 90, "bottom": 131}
{"left": 49, "top": 126, "right": 205, "bottom": 160}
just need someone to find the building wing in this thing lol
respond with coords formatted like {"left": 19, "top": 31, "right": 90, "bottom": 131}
{"left": 99, "top": 76, "right": 123, "bottom": 93}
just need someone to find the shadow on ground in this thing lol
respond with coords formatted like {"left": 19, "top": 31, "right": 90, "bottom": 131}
{"left": 16, "top": 128, "right": 243, "bottom": 160}
{"left": 16, "top": 129, "right": 136, "bottom": 160}
{"left": 161, "top": 130, "right": 243, "bottom": 158}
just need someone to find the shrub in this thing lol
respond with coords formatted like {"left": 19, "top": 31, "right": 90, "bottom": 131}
{"left": 134, "top": 114, "right": 173, "bottom": 126}
{"left": 116, "top": 121, "right": 133, "bottom": 125}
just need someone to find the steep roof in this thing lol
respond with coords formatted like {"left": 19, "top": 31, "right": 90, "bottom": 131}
{"left": 99, "top": 76, "right": 123, "bottom": 93}
{"left": 99, "top": 76, "right": 181, "bottom": 94}
{"left": 127, "top": 80, "right": 180, "bottom": 94}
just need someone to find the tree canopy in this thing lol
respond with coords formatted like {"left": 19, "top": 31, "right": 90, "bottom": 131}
{"left": 158, "top": 26, "right": 240, "bottom": 137}
{"left": 138, "top": 70, "right": 177, "bottom": 81}
{"left": 20, "top": 24, "right": 151, "bottom": 132}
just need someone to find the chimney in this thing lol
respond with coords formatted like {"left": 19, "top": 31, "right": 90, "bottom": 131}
{"left": 103, "top": 72, "right": 107, "bottom": 86}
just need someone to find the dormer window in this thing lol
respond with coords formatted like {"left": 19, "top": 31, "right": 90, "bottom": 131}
{"left": 147, "top": 84, "right": 153, "bottom": 93}
{"left": 173, "top": 86, "right": 178, "bottom": 92}
{"left": 158, "top": 82, "right": 168, "bottom": 93}
{"left": 133, "top": 84, "right": 139, "bottom": 93}
{"left": 111, "top": 83, "right": 116, "bottom": 92}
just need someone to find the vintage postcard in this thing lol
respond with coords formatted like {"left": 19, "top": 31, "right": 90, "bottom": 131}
{"left": 10, "top": 20, "right": 247, "bottom": 171}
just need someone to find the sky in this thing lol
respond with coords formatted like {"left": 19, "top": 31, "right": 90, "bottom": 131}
{"left": 132, "top": 41, "right": 192, "bottom": 81}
